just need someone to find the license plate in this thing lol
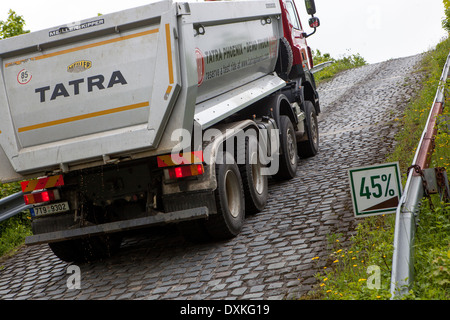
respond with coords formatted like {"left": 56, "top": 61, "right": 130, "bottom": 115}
{"left": 32, "top": 202, "right": 70, "bottom": 217}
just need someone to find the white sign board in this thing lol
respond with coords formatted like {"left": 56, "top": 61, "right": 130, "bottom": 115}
{"left": 348, "top": 162, "right": 403, "bottom": 218}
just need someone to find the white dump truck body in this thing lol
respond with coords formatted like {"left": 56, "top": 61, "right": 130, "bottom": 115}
{"left": 0, "top": 0, "right": 284, "bottom": 183}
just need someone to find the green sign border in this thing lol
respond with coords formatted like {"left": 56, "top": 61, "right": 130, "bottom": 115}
{"left": 348, "top": 162, "right": 403, "bottom": 218}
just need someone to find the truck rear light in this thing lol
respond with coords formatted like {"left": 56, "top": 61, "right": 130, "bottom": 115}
{"left": 167, "top": 164, "right": 204, "bottom": 179}
{"left": 24, "top": 189, "right": 60, "bottom": 205}
{"left": 157, "top": 151, "right": 204, "bottom": 168}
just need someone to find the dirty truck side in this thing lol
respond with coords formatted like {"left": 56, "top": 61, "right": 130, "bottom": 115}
{"left": 0, "top": 0, "right": 321, "bottom": 262}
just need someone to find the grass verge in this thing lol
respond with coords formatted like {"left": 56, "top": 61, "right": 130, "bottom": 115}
{"left": 0, "top": 182, "right": 32, "bottom": 259}
{"left": 302, "top": 36, "right": 450, "bottom": 300}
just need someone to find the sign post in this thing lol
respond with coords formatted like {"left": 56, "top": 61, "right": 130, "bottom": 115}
{"left": 348, "top": 162, "right": 403, "bottom": 218}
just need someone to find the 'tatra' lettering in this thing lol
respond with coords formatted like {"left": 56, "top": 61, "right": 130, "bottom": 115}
{"left": 35, "top": 70, "right": 127, "bottom": 102}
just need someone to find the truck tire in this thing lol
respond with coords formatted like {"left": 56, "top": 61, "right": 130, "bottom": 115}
{"left": 275, "top": 37, "right": 293, "bottom": 80}
{"left": 48, "top": 234, "right": 122, "bottom": 262}
{"left": 239, "top": 136, "right": 268, "bottom": 215}
{"left": 205, "top": 152, "right": 245, "bottom": 239}
{"left": 298, "top": 100, "right": 319, "bottom": 158}
{"left": 273, "top": 115, "right": 298, "bottom": 180}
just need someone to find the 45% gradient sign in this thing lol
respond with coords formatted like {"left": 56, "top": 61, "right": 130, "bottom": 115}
{"left": 348, "top": 162, "right": 403, "bottom": 217}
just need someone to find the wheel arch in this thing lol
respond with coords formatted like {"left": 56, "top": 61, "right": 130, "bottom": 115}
{"left": 302, "top": 75, "right": 320, "bottom": 114}
{"left": 202, "top": 120, "right": 262, "bottom": 190}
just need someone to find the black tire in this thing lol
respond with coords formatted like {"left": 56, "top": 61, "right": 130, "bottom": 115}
{"left": 204, "top": 152, "right": 245, "bottom": 240}
{"left": 239, "top": 136, "right": 268, "bottom": 215}
{"left": 273, "top": 115, "right": 298, "bottom": 180}
{"left": 298, "top": 100, "right": 319, "bottom": 158}
{"left": 48, "top": 234, "right": 122, "bottom": 263}
{"left": 275, "top": 37, "right": 293, "bottom": 80}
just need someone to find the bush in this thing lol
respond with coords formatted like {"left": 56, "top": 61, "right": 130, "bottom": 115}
{"left": 0, "top": 9, "right": 32, "bottom": 259}
{"left": 0, "top": 169, "right": 30, "bottom": 260}
{"left": 312, "top": 49, "right": 367, "bottom": 84}
{"left": 442, "top": 0, "right": 450, "bottom": 33}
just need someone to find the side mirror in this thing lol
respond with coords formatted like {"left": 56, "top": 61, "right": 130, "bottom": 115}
{"left": 304, "top": 0, "right": 316, "bottom": 15}
{"left": 303, "top": 16, "right": 320, "bottom": 38}
{"left": 309, "top": 17, "right": 320, "bottom": 28}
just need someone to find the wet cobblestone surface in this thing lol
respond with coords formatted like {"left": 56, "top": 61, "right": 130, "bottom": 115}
{"left": 0, "top": 54, "right": 425, "bottom": 300}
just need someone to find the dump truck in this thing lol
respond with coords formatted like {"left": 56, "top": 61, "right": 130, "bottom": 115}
{"left": 0, "top": 0, "right": 321, "bottom": 262}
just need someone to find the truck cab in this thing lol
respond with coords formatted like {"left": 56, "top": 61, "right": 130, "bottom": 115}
{"left": 282, "top": 0, "right": 314, "bottom": 70}
{"left": 278, "top": 0, "right": 320, "bottom": 113}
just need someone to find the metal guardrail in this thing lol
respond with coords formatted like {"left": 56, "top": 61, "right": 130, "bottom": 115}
{"left": 390, "top": 51, "right": 450, "bottom": 299}
{"left": 0, "top": 191, "right": 32, "bottom": 223}
{"left": 311, "top": 61, "right": 334, "bottom": 74}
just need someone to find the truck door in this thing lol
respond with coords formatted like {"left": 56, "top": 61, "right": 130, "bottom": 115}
{"left": 282, "top": 0, "right": 312, "bottom": 70}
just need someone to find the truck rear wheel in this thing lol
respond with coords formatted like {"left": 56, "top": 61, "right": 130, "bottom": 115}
{"left": 205, "top": 152, "right": 245, "bottom": 240}
{"left": 273, "top": 115, "right": 298, "bottom": 180}
{"left": 239, "top": 137, "right": 268, "bottom": 215}
{"left": 298, "top": 100, "right": 319, "bottom": 158}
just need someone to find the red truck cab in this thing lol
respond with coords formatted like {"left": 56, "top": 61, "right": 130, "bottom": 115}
{"left": 279, "top": 0, "right": 320, "bottom": 73}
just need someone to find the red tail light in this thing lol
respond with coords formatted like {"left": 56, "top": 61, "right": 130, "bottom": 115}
{"left": 24, "top": 190, "right": 59, "bottom": 205}
{"left": 157, "top": 151, "right": 204, "bottom": 168}
{"left": 167, "top": 164, "right": 204, "bottom": 179}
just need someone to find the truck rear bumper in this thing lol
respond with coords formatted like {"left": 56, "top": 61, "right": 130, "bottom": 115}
{"left": 25, "top": 206, "right": 209, "bottom": 246}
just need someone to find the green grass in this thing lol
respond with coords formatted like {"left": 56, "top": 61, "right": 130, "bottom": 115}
{"left": 409, "top": 200, "right": 450, "bottom": 299}
{"left": 312, "top": 49, "right": 367, "bottom": 84}
{"left": 305, "top": 215, "right": 395, "bottom": 300}
{"left": 389, "top": 37, "right": 450, "bottom": 175}
{"left": 301, "top": 37, "right": 450, "bottom": 300}
{"left": 0, "top": 182, "right": 32, "bottom": 259}
{"left": 0, "top": 212, "right": 32, "bottom": 259}
{"left": 408, "top": 38, "right": 450, "bottom": 297}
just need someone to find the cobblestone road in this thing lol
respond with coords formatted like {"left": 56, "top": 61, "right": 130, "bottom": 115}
{"left": 0, "top": 54, "right": 425, "bottom": 300}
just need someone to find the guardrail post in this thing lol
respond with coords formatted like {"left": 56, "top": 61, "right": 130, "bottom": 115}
{"left": 390, "top": 173, "right": 423, "bottom": 297}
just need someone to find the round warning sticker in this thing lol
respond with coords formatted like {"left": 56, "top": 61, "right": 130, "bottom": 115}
{"left": 17, "top": 69, "right": 32, "bottom": 85}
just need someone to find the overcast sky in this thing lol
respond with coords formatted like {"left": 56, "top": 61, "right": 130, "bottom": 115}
{"left": 302, "top": 0, "right": 447, "bottom": 63}
{"left": 0, "top": 0, "right": 447, "bottom": 64}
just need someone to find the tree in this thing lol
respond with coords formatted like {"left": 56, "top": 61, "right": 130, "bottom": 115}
{"left": 0, "top": 9, "right": 29, "bottom": 39}
{"left": 443, "top": 0, "right": 450, "bottom": 33}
